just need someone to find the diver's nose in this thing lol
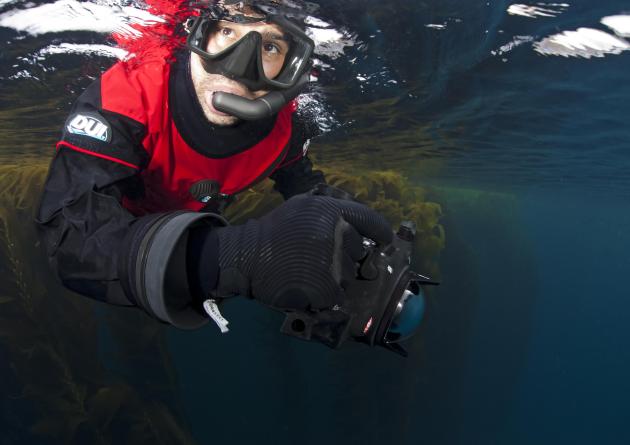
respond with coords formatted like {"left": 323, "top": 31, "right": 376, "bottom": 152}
{"left": 220, "top": 32, "right": 262, "bottom": 81}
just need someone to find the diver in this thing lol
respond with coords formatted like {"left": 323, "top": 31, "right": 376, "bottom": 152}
{"left": 36, "top": 0, "right": 433, "bottom": 356}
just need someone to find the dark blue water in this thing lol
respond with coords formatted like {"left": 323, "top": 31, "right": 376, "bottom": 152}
{"left": 1, "top": 1, "right": 629, "bottom": 444}
{"left": 445, "top": 190, "right": 630, "bottom": 444}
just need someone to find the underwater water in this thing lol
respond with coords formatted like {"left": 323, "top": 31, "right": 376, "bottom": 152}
{"left": 0, "top": 0, "right": 629, "bottom": 444}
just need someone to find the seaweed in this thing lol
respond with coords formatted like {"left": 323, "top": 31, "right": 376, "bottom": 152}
{"left": 225, "top": 165, "right": 445, "bottom": 278}
{"left": 0, "top": 163, "right": 197, "bottom": 445}
{"left": 0, "top": 160, "right": 445, "bottom": 443}
{"left": 322, "top": 166, "right": 444, "bottom": 277}
{"left": 312, "top": 94, "right": 448, "bottom": 174}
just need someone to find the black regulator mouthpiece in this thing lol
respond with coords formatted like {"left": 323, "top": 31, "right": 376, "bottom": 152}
{"left": 212, "top": 73, "right": 309, "bottom": 120}
{"left": 279, "top": 196, "right": 439, "bottom": 357}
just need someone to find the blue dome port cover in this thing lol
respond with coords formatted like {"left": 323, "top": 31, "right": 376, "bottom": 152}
{"left": 386, "top": 285, "right": 426, "bottom": 340}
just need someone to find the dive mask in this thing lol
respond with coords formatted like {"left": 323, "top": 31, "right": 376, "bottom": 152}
{"left": 185, "top": 3, "right": 314, "bottom": 119}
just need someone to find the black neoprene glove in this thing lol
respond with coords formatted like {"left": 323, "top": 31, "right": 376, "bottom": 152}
{"left": 209, "top": 193, "right": 393, "bottom": 311}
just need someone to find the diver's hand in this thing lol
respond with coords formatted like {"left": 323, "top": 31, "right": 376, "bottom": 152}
{"left": 212, "top": 194, "right": 393, "bottom": 310}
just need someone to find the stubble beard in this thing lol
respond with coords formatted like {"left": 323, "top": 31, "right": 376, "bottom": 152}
{"left": 190, "top": 53, "right": 243, "bottom": 126}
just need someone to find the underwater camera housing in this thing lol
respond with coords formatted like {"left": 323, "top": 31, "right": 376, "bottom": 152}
{"left": 280, "top": 188, "right": 439, "bottom": 357}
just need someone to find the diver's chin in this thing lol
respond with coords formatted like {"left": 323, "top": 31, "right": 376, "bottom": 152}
{"left": 205, "top": 112, "right": 240, "bottom": 127}
{"left": 202, "top": 91, "right": 242, "bottom": 126}
{"left": 201, "top": 102, "right": 239, "bottom": 126}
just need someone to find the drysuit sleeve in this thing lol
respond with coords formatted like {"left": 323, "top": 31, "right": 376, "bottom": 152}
{"left": 36, "top": 77, "right": 223, "bottom": 329}
{"left": 269, "top": 114, "right": 326, "bottom": 200}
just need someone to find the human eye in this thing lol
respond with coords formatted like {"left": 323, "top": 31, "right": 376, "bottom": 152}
{"left": 219, "top": 26, "right": 234, "bottom": 37}
{"left": 263, "top": 42, "right": 281, "bottom": 55}
{"left": 207, "top": 24, "right": 240, "bottom": 53}
{"left": 263, "top": 38, "right": 289, "bottom": 58}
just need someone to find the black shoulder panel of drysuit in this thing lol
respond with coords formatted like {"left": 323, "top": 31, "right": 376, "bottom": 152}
{"left": 36, "top": 144, "right": 151, "bottom": 305}
{"left": 36, "top": 77, "right": 221, "bottom": 328}
{"left": 36, "top": 77, "right": 148, "bottom": 305}
{"left": 269, "top": 113, "right": 326, "bottom": 200}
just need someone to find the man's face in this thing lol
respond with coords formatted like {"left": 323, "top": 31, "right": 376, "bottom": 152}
{"left": 190, "top": 18, "right": 289, "bottom": 126}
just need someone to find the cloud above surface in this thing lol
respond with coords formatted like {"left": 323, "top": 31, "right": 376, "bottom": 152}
{"left": 507, "top": 3, "right": 569, "bottom": 19}
{"left": 0, "top": 0, "right": 161, "bottom": 36}
{"left": 534, "top": 27, "right": 630, "bottom": 58}
{"left": 0, "top": 0, "right": 354, "bottom": 60}
{"left": 505, "top": 7, "right": 630, "bottom": 59}
{"left": 0, "top": 0, "right": 20, "bottom": 7}
{"left": 38, "top": 43, "right": 129, "bottom": 59}
{"left": 601, "top": 15, "right": 630, "bottom": 38}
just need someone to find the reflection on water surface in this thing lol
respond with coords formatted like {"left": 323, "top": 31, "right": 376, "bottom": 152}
{"left": 1, "top": 0, "right": 629, "bottom": 194}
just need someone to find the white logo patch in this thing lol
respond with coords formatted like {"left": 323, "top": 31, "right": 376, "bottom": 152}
{"left": 67, "top": 114, "right": 110, "bottom": 142}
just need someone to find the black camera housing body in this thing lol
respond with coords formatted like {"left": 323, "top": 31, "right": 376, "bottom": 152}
{"left": 280, "top": 221, "right": 438, "bottom": 357}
